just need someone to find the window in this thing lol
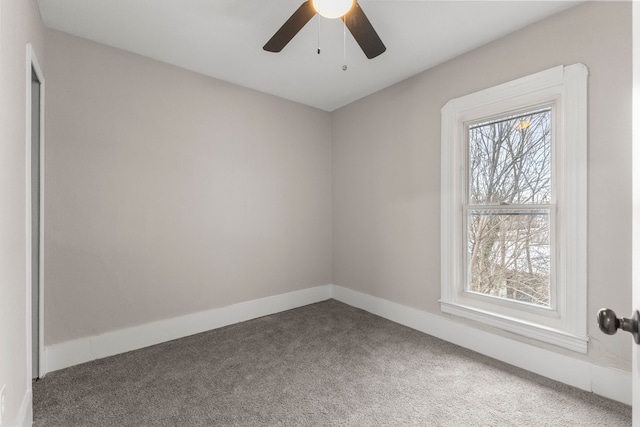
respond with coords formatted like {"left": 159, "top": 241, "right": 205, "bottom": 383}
{"left": 467, "top": 107, "right": 553, "bottom": 307}
{"left": 440, "top": 64, "right": 588, "bottom": 353}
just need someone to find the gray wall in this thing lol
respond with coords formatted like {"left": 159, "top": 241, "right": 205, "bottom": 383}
{"left": 0, "top": 0, "right": 45, "bottom": 423}
{"left": 37, "top": 0, "right": 633, "bottom": 386}
{"left": 331, "top": 2, "right": 632, "bottom": 370}
{"left": 44, "top": 30, "right": 332, "bottom": 345}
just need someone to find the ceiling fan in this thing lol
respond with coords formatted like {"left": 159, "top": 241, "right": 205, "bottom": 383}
{"left": 263, "top": 0, "right": 386, "bottom": 59}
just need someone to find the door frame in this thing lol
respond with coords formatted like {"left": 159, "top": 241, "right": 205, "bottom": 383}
{"left": 26, "top": 43, "right": 45, "bottom": 380}
{"left": 633, "top": 2, "right": 639, "bottom": 425}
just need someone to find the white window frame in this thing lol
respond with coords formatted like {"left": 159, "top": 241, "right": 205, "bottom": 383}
{"left": 440, "top": 64, "right": 588, "bottom": 353}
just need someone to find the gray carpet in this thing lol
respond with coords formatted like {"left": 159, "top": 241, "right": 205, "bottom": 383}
{"left": 33, "top": 300, "right": 631, "bottom": 426}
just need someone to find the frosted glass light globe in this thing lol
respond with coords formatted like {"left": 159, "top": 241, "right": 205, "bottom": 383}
{"left": 312, "top": 0, "right": 354, "bottom": 19}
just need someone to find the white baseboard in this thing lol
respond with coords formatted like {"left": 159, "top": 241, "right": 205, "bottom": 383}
{"left": 43, "top": 283, "right": 630, "bottom": 406}
{"left": 329, "top": 284, "right": 631, "bottom": 405}
{"left": 13, "top": 389, "right": 32, "bottom": 427}
{"left": 45, "top": 285, "right": 332, "bottom": 374}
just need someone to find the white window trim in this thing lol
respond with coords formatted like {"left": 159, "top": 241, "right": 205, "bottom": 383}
{"left": 440, "top": 64, "right": 588, "bottom": 353}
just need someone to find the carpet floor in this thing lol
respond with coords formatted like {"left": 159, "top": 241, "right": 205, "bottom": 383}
{"left": 33, "top": 299, "right": 631, "bottom": 426}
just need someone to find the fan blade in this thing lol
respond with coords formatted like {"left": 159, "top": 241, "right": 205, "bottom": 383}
{"left": 342, "top": 2, "right": 386, "bottom": 59}
{"left": 263, "top": 1, "right": 316, "bottom": 52}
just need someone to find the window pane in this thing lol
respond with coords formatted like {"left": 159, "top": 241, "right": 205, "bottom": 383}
{"left": 467, "top": 209, "right": 550, "bottom": 307}
{"left": 468, "top": 109, "right": 551, "bottom": 205}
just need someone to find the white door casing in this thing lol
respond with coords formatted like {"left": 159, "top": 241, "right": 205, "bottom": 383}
{"left": 632, "top": 3, "right": 639, "bottom": 425}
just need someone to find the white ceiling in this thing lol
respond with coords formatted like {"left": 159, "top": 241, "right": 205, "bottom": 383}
{"left": 36, "top": 0, "right": 580, "bottom": 111}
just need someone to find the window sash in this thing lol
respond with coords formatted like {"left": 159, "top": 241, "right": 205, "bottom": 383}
{"left": 463, "top": 205, "right": 556, "bottom": 310}
{"left": 465, "top": 105, "right": 554, "bottom": 206}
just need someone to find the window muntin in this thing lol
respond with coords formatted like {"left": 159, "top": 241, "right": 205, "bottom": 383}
{"left": 464, "top": 107, "right": 554, "bottom": 309}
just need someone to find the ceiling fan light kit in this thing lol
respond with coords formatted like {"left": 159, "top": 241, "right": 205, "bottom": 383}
{"left": 312, "top": 0, "right": 354, "bottom": 19}
{"left": 263, "top": 0, "right": 386, "bottom": 59}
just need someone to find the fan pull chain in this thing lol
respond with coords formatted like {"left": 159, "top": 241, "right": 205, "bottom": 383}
{"left": 342, "top": 19, "right": 347, "bottom": 71}
{"left": 317, "top": 17, "right": 321, "bottom": 54}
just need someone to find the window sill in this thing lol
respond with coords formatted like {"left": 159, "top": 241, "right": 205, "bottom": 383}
{"left": 440, "top": 300, "right": 589, "bottom": 353}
